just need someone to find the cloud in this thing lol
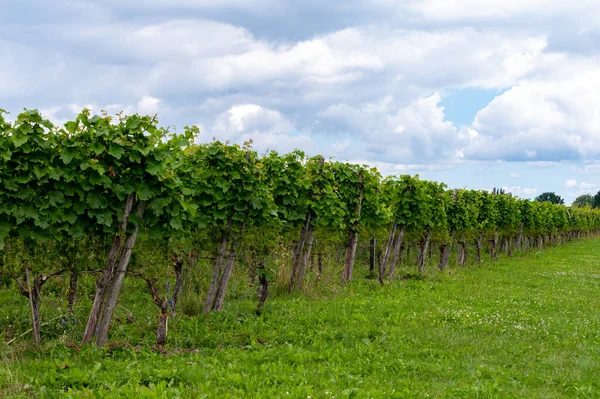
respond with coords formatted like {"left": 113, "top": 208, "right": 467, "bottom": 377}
{"left": 579, "top": 182, "right": 598, "bottom": 190}
{"left": 201, "top": 94, "right": 458, "bottom": 164}
{"left": 565, "top": 179, "right": 578, "bottom": 188}
{"left": 510, "top": 173, "right": 521, "bottom": 178}
{"left": 502, "top": 185, "right": 538, "bottom": 197}
{"left": 204, "top": 104, "right": 318, "bottom": 154}
{"left": 120, "top": 0, "right": 277, "bottom": 11}
{"left": 319, "top": 92, "right": 458, "bottom": 162}
{"left": 137, "top": 96, "right": 160, "bottom": 115}
{"left": 1, "top": 17, "right": 551, "bottom": 113}
{"left": 405, "top": 0, "right": 600, "bottom": 23}
{"left": 212, "top": 104, "right": 293, "bottom": 136}
{"left": 3, "top": 0, "right": 600, "bottom": 195}
{"left": 460, "top": 56, "right": 600, "bottom": 161}
{"left": 0, "top": 10, "right": 561, "bottom": 170}
{"left": 572, "top": 162, "right": 600, "bottom": 175}
{"left": 563, "top": 179, "right": 598, "bottom": 193}
{"left": 525, "top": 161, "right": 559, "bottom": 167}
{"left": 82, "top": 1, "right": 600, "bottom": 41}
{"left": 344, "top": 159, "right": 455, "bottom": 177}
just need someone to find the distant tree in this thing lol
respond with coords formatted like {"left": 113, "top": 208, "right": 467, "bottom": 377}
{"left": 594, "top": 190, "right": 600, "bottom": 208}
{"left": 572, "top": 194, "right": 594, "bottom": 208}
{"left": 535, "top": 192, "right": 564, "bottom": 205}
{"left": 492, "top": 187, "right": 507, "bottom": 195}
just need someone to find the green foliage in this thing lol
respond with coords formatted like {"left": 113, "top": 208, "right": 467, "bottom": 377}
{"left": 535, "top": 191, "right": 565, "bottom": 205}
{"left": 59, "top": 110, "right": 193, "bottom": 239}
{"left": 474, "top": 190, "right": 499, "bottom": 232}
{"left": 0, "top": 110, "right": 63, "bottom": 246}
{"left": 181, "top": 140, "right": 276, "bottom": 229}
{"left": 0, "top": 109, "right": 194, "bottom": 252}
{"left": 494, "top": 194, "right": 521, "bottom": 233}
{"left": 572, "top": 194, "right": 594, "bottom": 208}
{"left": 2, "top": 108, "right": 600, "bottom": 255}
{"left": 4, "top": 107, "right": 600, "bottom": 361}
{"left": 262, "top": 150, "right": 307, "bottom": 225}
{"left": 593, "top": 190, "right": 600, "bottom": 209}
{"left": 304, "top": 156, "right": 345, "bottom": 228}
{"left": 446, "top": 189, "right": 479, "bottom": 236}
{"left": 331, "top": 162, "right": 370, "bottom": 230}
{"left": 359, "top": 167, "right": 390, "bottom": 228}
{"left": 384, "top": 175, "right": 448, "bottom": 234}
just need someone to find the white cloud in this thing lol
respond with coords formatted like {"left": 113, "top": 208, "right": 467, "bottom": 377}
{"left": 405, "top": 0, "right": 600, "bottom": 23}
{"left": 104, "top": 0, "right": 279, "bottom": 14}
{"left": 203, "top": 93, "right": 458, "bottom": 164}
{"left": 565, "top": 179, "right": 578, "bottom": 188}
{"left": 460, "top": 57, "right": 600, "bottom": 161}
{"left": 214, "top": 104, "right": 293, "bottom": 135}
{"left": 206, "top": 104, "right": 314, "bottom": 154}
{"left": 510, "top": 173, "right": 521, "bottom": 178}
{"left": 502, "top": 185, "right": 538, "bottom": 197}
{"left": 22, "top": 21, "right": 549, "bottom": 101}
{"left": 320, "top": 92, "right": 457, "bottom": 162}
{"left": 137, "top": 96, "right": 160, "bottom": 115}
{"left": 345, "top": 160, "right": 454, "bottom": 177}
{"left": 572, "top": 162, "right": 600, "bottom": 174}
{"left": 129, "top": 23, "right": 384, "bottom": 92}
{"left": 0, "top": 14, "right": 563, "bottom": 169}
{"left": 40, "top": 107, "right": 61, "bottom": 121}
{"left": 579, "top": 182, "right": 598, "bottom": 190}
{"left": 525, "top": 161, "right": 559, "bottom": 167}
{"left": 563, "top": 179, "right": 598, "bottom": 193}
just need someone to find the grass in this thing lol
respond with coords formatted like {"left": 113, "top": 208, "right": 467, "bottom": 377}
{"left": 2, "top": 239, "right": 600, "bottom": 398}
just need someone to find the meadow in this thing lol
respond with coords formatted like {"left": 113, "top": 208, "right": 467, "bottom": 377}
{"left": 1, "top": 238, "right": 600, "bottom": 398}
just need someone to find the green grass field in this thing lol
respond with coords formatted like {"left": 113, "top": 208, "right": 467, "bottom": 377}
{"left": 2, "top": 239, "right": 600, "bottom": 398}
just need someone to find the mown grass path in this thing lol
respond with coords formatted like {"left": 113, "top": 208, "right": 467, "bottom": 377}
{"left": 2, "top": 238, "right": 600, "bottom": 398}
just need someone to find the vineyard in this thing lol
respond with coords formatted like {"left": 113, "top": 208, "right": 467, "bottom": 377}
{"left": 0, "top": 110, "right": 600, "bottom": 398}
{"left": 1, "top": 108, "right": 600, "bottom": 350}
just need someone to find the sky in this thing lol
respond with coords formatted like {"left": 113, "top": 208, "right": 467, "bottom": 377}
{"left": 2, "top": 1, "right": 600, "bottom": 203}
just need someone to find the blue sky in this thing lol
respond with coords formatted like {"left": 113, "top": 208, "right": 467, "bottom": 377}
{"left": 2, "top": 0, "right": 600, "bottom": 203}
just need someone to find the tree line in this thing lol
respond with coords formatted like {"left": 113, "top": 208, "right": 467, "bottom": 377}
{"left": 534, "top": 191, "right": 600, "bottom": 208}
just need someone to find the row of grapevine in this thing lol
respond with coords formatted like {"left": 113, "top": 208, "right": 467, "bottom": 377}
{"left": 1, "top": 109, "right": 599, "bottom": 347}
